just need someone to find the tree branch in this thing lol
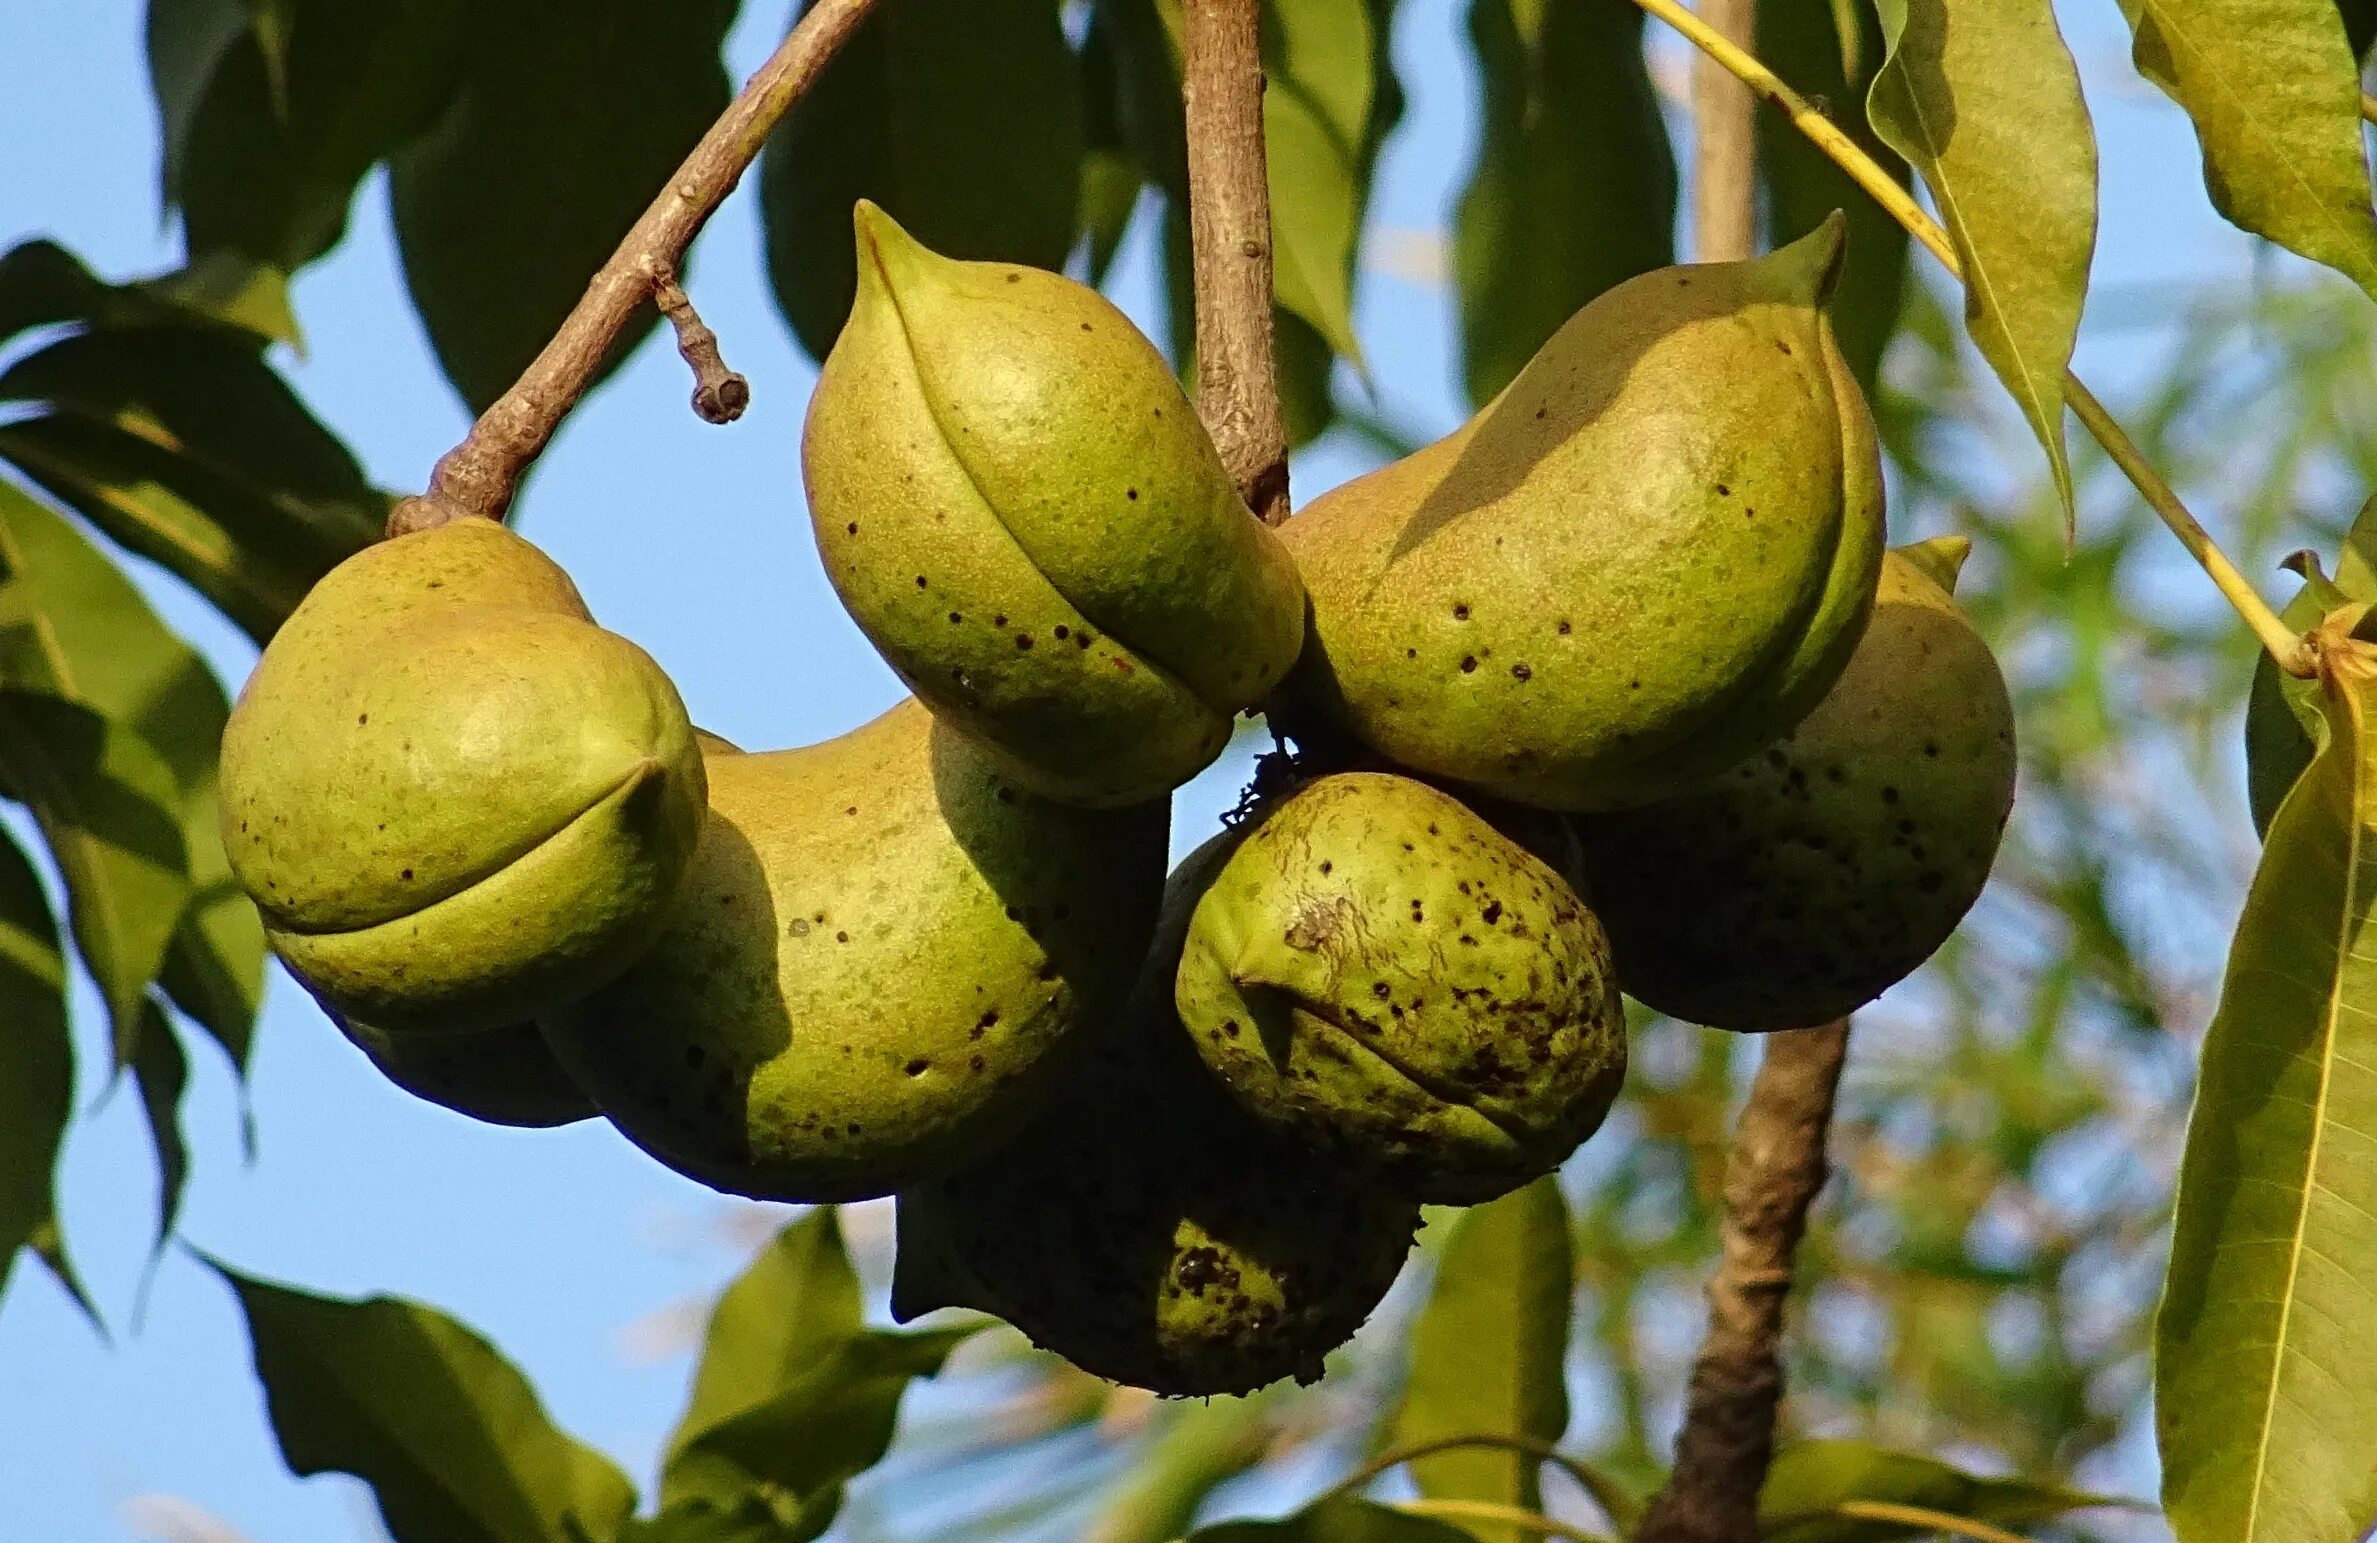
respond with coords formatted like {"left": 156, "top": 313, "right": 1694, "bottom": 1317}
{"left": 1634, "top": 1020, "right": 1850, "bottom": 1543}
{"left": 1180, "top": 0, "right": 1291, "bottom": 525}
{"left": 387, "top": 0, "right": 885, "bottom": 537}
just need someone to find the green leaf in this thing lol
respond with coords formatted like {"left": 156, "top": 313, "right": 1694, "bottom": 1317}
{"left": 614, "top": 1493, "right": 812, "bottom": 1543}
{"left": 1758, "top": 0, "right": 1910, "bottom": 396}
{"left": 1388, "top": 1178, "right": 1573, "bottom": 1543}
{"left": 0, "top": 825, "right": 75, "bottom": 1303}
{"left": 0, "top": 690, "right": 190, "bottom": 1066}
{"left": 389, "top": 0, "right": 734, "bottom": 412}
{"left": 2340, "top": 0, "right": 2377, "bottom": 57}
{"left": 1759, "top": 1439, "right": 2126, "bottom": 1542}
{"left": 0, "top": 480, "right": 263, "bottom": 1068}
{"left": 760, "top": 0, "right": 1085, "bottom": 361}
{"left": 2158, "top": 617, "right": 2377, "bottom": 1543}
{"left": 128, "top": 997, "right": 190, "bottom": 1266}
{"left": 2119, "top": 0, "right": 2377, "bottom": 301}
{"left": 1079, "top": 8, "right": 1144, "bottom": 289}
{"left": 1260, "top": 0, "right": 1376, "bottom": 369}
{"left": 147, "top": 0, "right": 465, "bottom": 273}
{"left": 1868, "top": 0, "right": 2097, "bottom": 524}
{"left": 215, "top": 1262, "right": 637, "bottom": 1543}
{"left": 665, "top": 1209, "right": 864, "bottom": 1469}
{"left": 1191, "top": 1498, "right": 1475, "bottom": 1543}
{"left": 1454, "top": 0, "right": 1676, "bottom": 406}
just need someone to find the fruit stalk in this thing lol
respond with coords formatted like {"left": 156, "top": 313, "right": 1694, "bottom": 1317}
{"left": 1635, "top": 1019, "right": 1852, "bottom": 1543}
{"left": 1624, "top": 0, "right": 2309, "bottom": 676}
{"left": 1181, "top": 0, "right": 1292, "bottom": 524}
{"left": 390, "top": 0, "right": 885, "bottom": 535}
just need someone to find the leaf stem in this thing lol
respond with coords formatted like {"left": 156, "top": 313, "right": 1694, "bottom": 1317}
{"left": 1318, "top": 1433, "right": 1634, "bottom": 1533}
{"left": 1391, "top": 1499, "right": 1616, "bottom": 1543}
{"left": 1180, "top": 0, "right": 1292, "bottom": 524}
{"left": 389, "top": 0, "right": 886, "bottom": 535}
{"left": 1624, "top": 0, "right": 2310, "bottom": 675}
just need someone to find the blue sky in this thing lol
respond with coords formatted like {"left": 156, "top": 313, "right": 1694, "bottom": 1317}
{"left": 0, "top": 0, "right": 2299, "bottom": 1538}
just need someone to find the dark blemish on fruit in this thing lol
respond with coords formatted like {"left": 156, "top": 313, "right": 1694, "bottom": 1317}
{"left": 846, "top": 522, "right": 859, "bottom": 535}
{"left": 790, "top": 919, "right": 810, "bottom": 936}
{"left": 1716, "top": 483, "right": 1731, "bottom": 496}
{"left": 1923, "top": 742, "right": 1941, "bottom": 758}
{"left": 996, "top": 786, "right": 1017, "bottom": 805}
{"left": 1557, "top": 619, "right": 1572, "bottom": 635}
{"left": 1126, "top": 488, "right": 1139, "bottom": 501}
{"left": 906, "top": 1058, "right": 931, "bottom": 1076}
{"left": 992, "top": 613, "right": 1008, "bottom": 628}
{"left": 970, "top": 1054, "right": 987, "bottom": 1071}
{"left": 1482, "top": 901, "right": 1504, "bottom": 924}
{"left": 836, "top": 930, "right": 850, "bottom": 943}
{"left": 1372, "top": 981, "right": 1391, "bottom": 999}
{"left": 401, "top": 867, "right": 413, "bottom": 880}
{"left": 1460, "top": 656, "right": 1478, "bottom": 673}
{"left": 948, "top": 611, "right": 963, "bottom": 623}
{"left": 1319, "top": 860, "right": 1333, "bottom": 875}
{"left": 1453, "top": 603, "right": 1470, "bottom": 620}
{"left": 1882, "top": 786, "right": 1901, "bottom": 804}
{"left": 1511, "top": 663, "right": 1532, "bottom": 682}
{"left": 1223, "top": 1018, "right": 1241, "bottom": 1038}
{"left": 1777, "top": 340, "right": 1793, "bottom": 355}
{"left": 1055, "top": 625, "right": 1070, "bottom": 639}
{"left": 1016, "top": 633, "right": 1035, "bottom": 649}
{"left": 915, "top": 575, "right": 928, "bottom": 588}
{"left": 357, "top": 713, "right": 368, "bottom": 725}
{"left": 846, "top": 805, "right": 859, "bottom": 816}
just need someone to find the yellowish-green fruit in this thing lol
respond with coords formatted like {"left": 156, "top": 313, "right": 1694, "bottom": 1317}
{"left": 219, "top": 518, "right": 706, "bottom": 1033}
{"left": 802, "top": 201, "right": 1305, "bottom": 806}
{"left": 1574, "top": 540, "right": 2016, "bottom": 1032}
{"left": 1279, "top": 217, "right": 1884, "bottom": 812}
{"left": 1175, "top": 773, "right": 1627, "bottom": 1204}
{"left": 541, "top": 699, "right": 1166, "bottom": 1203}
{"left": 331, "top": 1012, "right": 594, "bottom": 1129}
{"left": 893, "top": 832, "right": 1419, "bottom": 1396}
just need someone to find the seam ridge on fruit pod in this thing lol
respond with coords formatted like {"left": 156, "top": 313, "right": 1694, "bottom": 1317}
{"left": 856, "top": 228, "right": 1241, "bottom": 720}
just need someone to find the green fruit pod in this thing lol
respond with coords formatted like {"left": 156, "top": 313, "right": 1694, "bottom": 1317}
{"left": 218, "top": 518, "right": 706, "bottom": 1034}
{"left": 541, "top": 699, "right": 1167, "bottom": 1203}
{"left": 332, "top": 1011, "right": 595, "bottom": 1129}
{"left": 1280, "top": 216, "right": 1884, "bottom": 812}
{"left": 1176, "top": 773, "right": 1628, "bottom": 1204}
{"left": 892, "top": 830, "right": 1419, "bottom": 1397}
{"left": 802, "top": 202, "right": 1306, "bottom": 806}
{"left": 1575, "top": 540, "right": 2017, "bottom": 1032}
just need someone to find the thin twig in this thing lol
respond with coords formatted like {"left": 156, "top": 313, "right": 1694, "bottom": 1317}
{"left": 1180, "top": 0, "right": 1291, "bottom": 524}
{"left": 651, "top": 262, "right": 750, "bottom": 425}
{"left": 1392, "top": 1499, "right": 1616, "bottom": 1543}
{"left": 1624, "top": 0, "right": 2308, "bottom": 674}
{"left": 1832, "top": 1500, "right": 2036, "bottom": 1543}
{"left": 1635, "top": 1020, "right": 1852, "bottom": 1543}
{"left": 387, "top": 0, "right": 885, "bottom": 536}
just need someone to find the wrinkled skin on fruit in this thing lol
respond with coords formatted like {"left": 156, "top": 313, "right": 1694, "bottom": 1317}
{"left": 218, "top": 518, "right": 706, "bottom": 1033}
{"left": 1176, "top": 773, "right": 1627, "bottom": 1204}
{"left": 1279, "top": 217, "right": 1883, "bottom": 812}
{"left": 541, "top": 699, "right": 1166, "bottom": 1203}
{"left": 803, "top": 202, "right": 1305, "bottom": 806}
{"left": 892, "top": 830, "right": 1419, "bottom": 1398}
{"left": 332, "top": 1011, "right": 594, "bottom": 1129}
{"left": 1574, "top": 540, "right": 2016, "bottom": 1032}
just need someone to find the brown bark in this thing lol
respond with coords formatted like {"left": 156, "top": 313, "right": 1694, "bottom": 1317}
{"left": 388, "top": 0, "right": 885, "bottom": 537}
{"left": 1634, "top": 1019, "right": 1851, "bottom": 1543}
{"left": 1692, "top": 0, "right": 1760, "bottom": 266}
{"left": 1180, "top": 0, "right": 1291, "bottom": 524}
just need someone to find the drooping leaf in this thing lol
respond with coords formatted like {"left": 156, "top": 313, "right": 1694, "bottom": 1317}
{"left": 761, "top": 0, "right": 1085, "bottom": 360}
{"left": 0, "top": 690, "right": 190, "bottom": 1066}
{"left": 389, "top": 0, "right": 735, "bottom": 412}
{"left": 1387, "top": 1178, "right": 1573, "bottom": 1543}
{"left": 1260, "top": 0, "right": 1376, "bottom": 369}
{"left": 1758, "top": 0, "right": 1910, "bottom": 395}
{"left": 2157, "top": 614, "right": 2377, "bottom": 1543}
{"left": 1759, "top": 1439, "right": 2127, "bottom": 1542}
{"left": 0, "top": 238, "right": 290, "bottom": 348}
{"left": 1190, "top": 1498, "right": 1474, "bottom": 1543}
{"left": 215, "top": 1263, "right": 638, "bottom": 1543}
{"left": 665, "top": 1209, "right": 863, "bottom": 1467}
{"left": 128, "top": 997, "right": 190, "bottom": 1265}
{"left": 1868, "top": 0, "right": 2098, "bottom": 523}
{"left": 0, "top": 826, "right": 75, "bottom": 1304}
{"left": 147, "top": 0, "right": 465, "bottom": 274}
{"left": 1454, "top": 0, "right": 1676, "bottom": 405}
{"left": 2119, "top": 0, "right": 2377, "bottom": 301}
{"left": 662, "top": 1328, "right": 972, "bottom": 1528}
{"left": 0, "top": 480, "right": 263, "bottom": 1068}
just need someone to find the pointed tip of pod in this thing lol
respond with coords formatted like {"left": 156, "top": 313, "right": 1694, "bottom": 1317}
{"left": 1895, "top": 535, "right": 1973, "bottom": 594}
{"left": 1755, "top": 209, "right": 1850, "bottom": 309}
{"left": 851, "top": 198, "right": 938, "bottom": 307}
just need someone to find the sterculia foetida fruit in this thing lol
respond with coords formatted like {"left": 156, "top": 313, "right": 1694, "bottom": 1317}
{"left": 1574, "top": 540, "right": 2017, "bottom": 1031}
{"left": 540, "top": 698, "right": 1166, "bottom": 1203}
{"left": 893, "top": 827, "right": 1420, "bottom": 1398}
{"left": 1175, "top": 773, "right": 1627, "bottom": 1204}
{"left": 1278, "top": 216, "right": 1883, "bottom": 811}
{"left": 802, "top": 202, "right": 1305, "bottom": 806}
{"left": 217, "top": 517, "right": 706, "bottom": 1033}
